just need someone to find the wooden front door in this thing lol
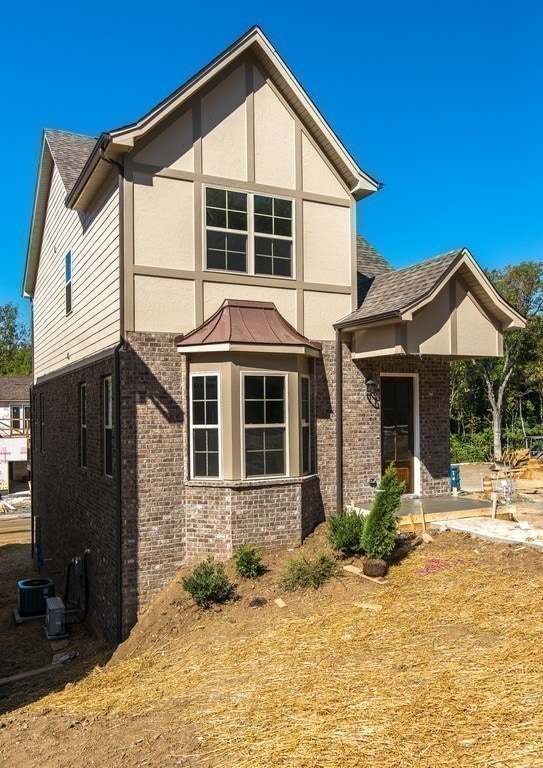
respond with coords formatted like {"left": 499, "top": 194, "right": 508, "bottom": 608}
{"left": 381, "top": 377, "right": 414, "bottom": 493}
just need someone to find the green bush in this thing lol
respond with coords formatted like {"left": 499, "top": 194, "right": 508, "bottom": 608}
{"left": 327, "top": 510, "right": 366, "bottom": 556}
{"left": 279, "top": 552, "right": 340, "bottom": 591}
{"left": 233, "top": 544, "right": 264, "bottom": 579}
{"left": 361, "top": 464, "right": 405, "bottom": 560}
{"left": 450, "top": 429, "right": 494, "bottom": 462}
{"left": 182, "top": 558, "right": 235, "bottom": 607}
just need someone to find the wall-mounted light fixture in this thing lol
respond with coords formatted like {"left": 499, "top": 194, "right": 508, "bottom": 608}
{"left": 365, "top": 376, "right": 377, "bottom": 398}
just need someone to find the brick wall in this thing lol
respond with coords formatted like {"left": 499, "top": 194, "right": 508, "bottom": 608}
{"left": 32, "top": 355, "right": 118, "bottom": 643}
{"left": 119, "top": 332, "right": 186, "bottom": 637}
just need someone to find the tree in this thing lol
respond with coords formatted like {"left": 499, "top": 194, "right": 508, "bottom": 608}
{"left": 0, "top": 303, "right": 31, "bottom": 376}
{"left": 467, "top": 262, "right": 543, "bottom": 462}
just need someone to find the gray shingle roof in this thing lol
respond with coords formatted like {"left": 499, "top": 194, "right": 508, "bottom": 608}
{"left": 356, "top": 235, "right": 393, "bottom": 306}
{"left": 0, "top": 377, "right": 32, "bottom": 402}
{"left": 45, "top": 129, "right": 96, "bottom": 192}
{"left": 342, "top": 248, "right": 464, "bottom": 327}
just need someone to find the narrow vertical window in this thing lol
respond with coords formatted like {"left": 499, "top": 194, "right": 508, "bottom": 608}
{"left": 11, "top": 406, "right": 21, "bottom": 434}
{"left": 191, "top": 374, "right": 220, "bottom": 478}
{"left": 39, "top": 393, "right": 45, "bottom": 453}
{"left": 103, "top": 376, "right": 113, "bottom": 477}
{"left": 301, "top": 377, "right": 312, "bottom": 474}
{"left": 79, "top": 383, "right": 87, "bottom": 469}
{"left": 244, "top": 375, "right": 286, "bottom": 477}
{"left": 23, "top": 406, "right": 31, "bottom": 433}
{"left": 65, "top": 251, "right": 72, "bottom": 314}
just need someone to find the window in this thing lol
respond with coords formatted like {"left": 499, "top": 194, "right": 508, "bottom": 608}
{"left": 205, "top": 188, "right": 293, "bottom": 278}
{"left": 103, "top": 376, "right": 113, "bottom": 476}
{"left": 10, "top": 406, "right": 21, "bottom": 432}
{"left": 65, "top": 251, "right": 72, "bottom": 314}
{"left": 243, "top": 375, "right": 286, "bottom": 477}
{"left": 10, "top": 405, "right": 31, "bottom": 435}
{"left": 39, "top": 393, "right": 45, "bottom": 453}
{"left": 301, "top": 376, "right": 312, "bottom": 474}
{"left": 79, "top": 384, "right": 87, "bottom": 469}
{"left": 190, "top": 374, "right": 220, "bottom": 478}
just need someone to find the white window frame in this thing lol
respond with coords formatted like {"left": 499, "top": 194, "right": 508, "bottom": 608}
{"left": 240, "top": 371, "right": 289, "bottom": 480}
{"left": 65, "top": 250, "right": 72, "bottom": 315}
{"left": 300, "top": 375, "right": 312, "bottom": 475}
{"left": 189, "top": 372, "right": 222, "bottom": 479}
{"left": 204, "top": 185, "right": 295, "bottom": 279}
{"left": 103, "top": 376, "right": 113, "bottom": 477}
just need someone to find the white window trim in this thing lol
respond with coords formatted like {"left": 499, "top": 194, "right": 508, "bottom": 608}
{"left": 380, "top": 372, "right": 420, "bottom": 496}
{"left": 189, "top": 371, "right": 222, "bottom": 479}
{"left": 240, "top": 371, "right": 289, "bottom": 480}
{"left": 204, "top": 185, "right": 296, "bottom": 280}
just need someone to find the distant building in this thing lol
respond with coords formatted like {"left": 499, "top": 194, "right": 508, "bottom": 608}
{"left": 0, "top": 377, "right": 31, "bottom": 492}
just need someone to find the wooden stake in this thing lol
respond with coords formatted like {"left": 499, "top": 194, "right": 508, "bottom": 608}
{"left": 491, "top": 492, "right": 498, "bottom": 519}
{"left": 420, "top": 501, "right": 427, "bottom": 533}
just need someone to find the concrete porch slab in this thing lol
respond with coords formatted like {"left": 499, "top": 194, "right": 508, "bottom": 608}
{"left": 430, "top": 516, "right": 543, "bottom": 551}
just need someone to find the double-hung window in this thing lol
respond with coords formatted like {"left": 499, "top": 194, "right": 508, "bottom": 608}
{"left": 243, "top": 375, "right": 286, "bottom": 477}
{"left": 65, "top": 251, "right": 72, "bottom": 315}
{"left": 205, "top": 188, "right": 293, "bottom": 278}
{"left": 191, "top": 375, "right": 220, "bottom": 478}
{"left": 103, "top": 376, "right": 113, "bottom": 477}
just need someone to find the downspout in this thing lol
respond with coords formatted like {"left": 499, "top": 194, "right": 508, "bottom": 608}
{"left": 101, "top": 148, "right": 126, "bottom": 644}
{"left": 335, "top": 328, "right": 343, "bottom": 515}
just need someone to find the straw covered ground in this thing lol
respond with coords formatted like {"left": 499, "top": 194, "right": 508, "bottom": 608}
{"left": 1, "top": 527, "right": 543, "bottom": 768}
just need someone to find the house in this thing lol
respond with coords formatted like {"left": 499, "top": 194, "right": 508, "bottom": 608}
{"left": 23, "top": 27, "right": 524, "bottom": 642}
{"left": 0, "top": 377, "right": 31, "bottom": 493}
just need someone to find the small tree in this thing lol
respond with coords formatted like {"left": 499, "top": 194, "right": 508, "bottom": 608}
{"left": 361, "top": 464, "right": 405, "bottom": 560}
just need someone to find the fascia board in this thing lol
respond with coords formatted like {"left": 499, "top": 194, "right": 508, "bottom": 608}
{"left": 177, "top": 342, "right": 320, "bottom": 357}
{"left": 23, "top": 135, "right": 53, "bottom": 298}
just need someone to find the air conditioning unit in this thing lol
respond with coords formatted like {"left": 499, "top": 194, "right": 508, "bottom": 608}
{"left": 17, "top": 577, "right": 55, "bottom": 616}
{"left": 44, "top": 596, "right": 67, "bottom": 639}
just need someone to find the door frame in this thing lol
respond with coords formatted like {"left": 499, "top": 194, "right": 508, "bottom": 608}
{"left": 380, "top": 373, "right": 421, "bottom": 496}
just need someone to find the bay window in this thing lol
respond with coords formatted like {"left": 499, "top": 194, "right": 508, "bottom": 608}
{"left": 243, "top": 375, "right": 286, "bottom": 477}
{"left": 190, "top": 374, "right": 220, "bottom": 478}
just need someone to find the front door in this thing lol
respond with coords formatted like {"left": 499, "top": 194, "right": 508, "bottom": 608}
{"left": 381, "top": 377, "right": 414, "bottom": 493}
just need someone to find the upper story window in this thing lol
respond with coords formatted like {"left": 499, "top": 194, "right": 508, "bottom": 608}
{"left": 65, "top": 251, "right": 72, "bottom": 315}
{"left": 205, "top": 188, "right": 293, "bottom": 278}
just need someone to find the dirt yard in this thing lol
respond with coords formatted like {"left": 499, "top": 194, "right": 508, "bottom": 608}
{"left": 1, "top": 523, "right": 543, "bottom": 768}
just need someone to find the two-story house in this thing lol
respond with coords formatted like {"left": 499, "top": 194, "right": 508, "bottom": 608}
{"left": 23, "top": 27, "right": 524, "bottom": 642}
{"left": 0, "top": 377, "right": 31, "bottom": 493}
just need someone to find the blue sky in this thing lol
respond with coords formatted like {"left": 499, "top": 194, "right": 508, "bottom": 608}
{"left": 2, "top": 0, "right": 542, "bottom": 327}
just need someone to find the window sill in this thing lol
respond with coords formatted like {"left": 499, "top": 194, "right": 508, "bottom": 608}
{"left": 186, "top": 474, "right": 318, "bottom": 490}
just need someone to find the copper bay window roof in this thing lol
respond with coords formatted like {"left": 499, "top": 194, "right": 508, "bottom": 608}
{"left": 176, "top": 299, "right": 322, "bottom": 356}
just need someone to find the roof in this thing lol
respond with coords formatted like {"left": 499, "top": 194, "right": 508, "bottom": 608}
{"left": 65, "top": 26, "right": 381, "bottom": 210}
{"left": 356, "top": 235, "right": 394, "bottom": 307}
{"left": 0, "top": 377, "right": 32, "bottom": 402}
{"left": 44, "top": 130, "right": 96, "bottom": 192}
{"left": 176, "top": 299, "right": 322, "bottom": 355}
{"left": 338, "top": 247, "right": 526, "bottom": 330}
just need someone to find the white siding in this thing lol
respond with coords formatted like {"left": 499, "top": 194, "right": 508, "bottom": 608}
{"left": 33, "top": 166, "right": 120, "bottom": 378}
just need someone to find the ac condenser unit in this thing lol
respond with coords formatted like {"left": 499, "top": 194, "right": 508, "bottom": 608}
{"left": 44, "top": 596, "right": 67, "bottom": 639}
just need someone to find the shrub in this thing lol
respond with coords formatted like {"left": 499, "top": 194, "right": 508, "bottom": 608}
{"left": 233, "top": 544, "right": 264, "bottom": 579}
{"left": 279, "top": 552, "right": 340, "bottom": 591}
{"left": 327, "top": 509, "right": 366, "bottom": 556}
{"left": 182, "top": 558, "right": 235, "bottom": 607}
{"left": 450, "top": 430, "right": 494, "bottom": 462}
{"left": 361, "top": 464, "right": 405, "bottom": 560}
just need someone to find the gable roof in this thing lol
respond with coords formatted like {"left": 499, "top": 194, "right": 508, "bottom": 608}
{"left": 176, "top": 299, "right": 321, "bottom": 355}
{"left": 338, "top": 247, "right": 526, "bottom": 331}
{"left": 65, "top": 26, "right": 380, "bottom": 211}
{"left": 0, "top": 377, "right": 32, "bottom": 402}
{"left": 356, "top": 235, "right": 393, "bottom": 278}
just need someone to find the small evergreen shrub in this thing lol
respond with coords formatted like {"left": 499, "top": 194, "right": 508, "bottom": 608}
{"left": 327, "top": 509, "right": 366, "bottom": 556}
{"left": 182, "top": 558, "right": 235, "bottom": 607}
{"left": 233, "top": 544, "right": 264, "bottom": 579}
{"left": 361, "top": 464, "right": 405, "bottom": 560}
{"left": 279, "top": 552, "right": 340, "bottom": 591}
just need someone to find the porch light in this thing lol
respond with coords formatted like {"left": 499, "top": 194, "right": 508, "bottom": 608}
{"left": 365, "top": 377, "right": 377, "bottom": 397}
